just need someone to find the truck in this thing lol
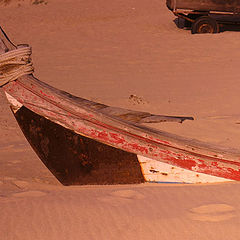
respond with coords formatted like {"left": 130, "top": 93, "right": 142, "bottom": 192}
{"left": 166, "top": 0, "right": 240, "bottom": 33}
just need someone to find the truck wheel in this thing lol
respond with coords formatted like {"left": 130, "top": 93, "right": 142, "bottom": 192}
{"left": 191, "top": 16, "right": 219, "bottom": 34}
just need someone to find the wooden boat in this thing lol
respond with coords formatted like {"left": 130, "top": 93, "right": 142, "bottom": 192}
{"left": 0, "top": 28, "right": 240, "bottom": 185}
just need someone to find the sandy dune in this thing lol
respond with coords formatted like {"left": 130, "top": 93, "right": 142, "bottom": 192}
{"left": 2, "top": 182, "right": 240, "bottom": 240}
{"left": 2, "top": 0, "right": 240, "bottom": 239}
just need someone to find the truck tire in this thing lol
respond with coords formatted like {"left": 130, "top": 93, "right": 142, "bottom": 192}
{"left": 191, "top": 16, "right": 219, "bottom": 34}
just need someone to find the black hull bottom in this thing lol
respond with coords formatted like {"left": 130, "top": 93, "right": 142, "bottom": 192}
{"left": 12, "top": 106, "right": 145, "bottom": 185}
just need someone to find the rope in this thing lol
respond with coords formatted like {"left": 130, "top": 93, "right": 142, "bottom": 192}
{"left": 0, "top": 46, "right": 34, "bottom": 87}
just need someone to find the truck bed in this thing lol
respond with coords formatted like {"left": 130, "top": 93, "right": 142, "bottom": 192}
{"left": 166, "top": 0, "right": 240, "bottom": 13}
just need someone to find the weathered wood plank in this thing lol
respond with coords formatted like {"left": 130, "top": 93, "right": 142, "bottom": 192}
{"left": 4, "top": 82, "right": 240, "bottom": 181}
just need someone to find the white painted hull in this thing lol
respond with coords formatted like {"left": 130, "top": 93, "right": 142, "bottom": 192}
{"left": 138, "top": 155, "right": 233, "bottom": 183}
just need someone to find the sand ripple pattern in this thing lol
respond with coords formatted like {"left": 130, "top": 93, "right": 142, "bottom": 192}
{"left": 188, "top": 204, "right": 235, "bottom": 222}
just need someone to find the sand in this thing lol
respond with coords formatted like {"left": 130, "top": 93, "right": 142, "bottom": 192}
{"left": 1, "top": 0, "right": 240, "bottom": 239}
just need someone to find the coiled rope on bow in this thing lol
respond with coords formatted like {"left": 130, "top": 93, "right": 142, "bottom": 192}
{"left": 0, "top": 45, "right": 34, "bottom": 87}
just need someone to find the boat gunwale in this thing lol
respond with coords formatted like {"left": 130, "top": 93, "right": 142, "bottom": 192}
{"left": 4, "top": 74, "right": 240, "bottom": 163}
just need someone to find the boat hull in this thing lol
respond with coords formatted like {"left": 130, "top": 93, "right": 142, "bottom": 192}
{"left": 3, "top": 77, "right": 240, "bottom": 184}
{"left": 8, "top": 95, "right": 232, "bottom": 184}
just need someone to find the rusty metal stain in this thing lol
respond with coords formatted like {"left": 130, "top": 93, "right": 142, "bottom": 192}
{"left": 12, "top": 106, "right": 145, "bottom": 185}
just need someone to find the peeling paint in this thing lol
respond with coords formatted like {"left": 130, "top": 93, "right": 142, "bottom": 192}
{"left": 3, "top": 77, "right": 240, "bottom": 182}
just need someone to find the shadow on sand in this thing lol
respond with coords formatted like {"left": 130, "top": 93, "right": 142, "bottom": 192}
{"left": 173, "top": 17, "right": 240, "bottom": 33}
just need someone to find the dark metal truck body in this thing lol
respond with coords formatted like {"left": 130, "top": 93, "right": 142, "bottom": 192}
{"left": 166, "top": 0, "right": 240, "bottom": 33}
